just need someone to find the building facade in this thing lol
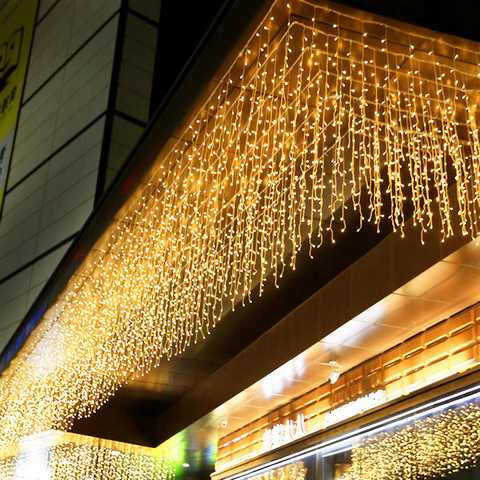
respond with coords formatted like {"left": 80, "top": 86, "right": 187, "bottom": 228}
{"left": 0, "top": 0, "right": 159, "bottom": 353}
{"left": 2, "top": 0, "right": 480, "bottom": 479}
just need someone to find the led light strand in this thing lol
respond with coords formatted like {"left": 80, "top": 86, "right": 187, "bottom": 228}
{"left": 0, "top": 0, "right": 480, "bottom": 454}
{"left": 0, "top": 442, "right": 174, "bottom": 480}
{"left": 249, "top": 462, "right": 306, "bottom": 480}
{"left": 346, "top": 401, "right": 480, "bottom": 479}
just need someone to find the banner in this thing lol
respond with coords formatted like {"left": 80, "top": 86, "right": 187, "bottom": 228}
{"left": 0, "top": 0, "right": 38, "bottom": 212}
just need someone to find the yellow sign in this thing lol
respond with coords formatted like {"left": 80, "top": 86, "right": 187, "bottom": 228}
{"left": 0, "top": 0, "right": 38, "bottom": 212}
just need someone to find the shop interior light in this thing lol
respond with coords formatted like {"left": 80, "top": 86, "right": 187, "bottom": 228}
{"left": 223, "top": 384, "right": 480, "bottom": 480}
{"left": 327, "top": 362, "right": 341, "bottom": 385}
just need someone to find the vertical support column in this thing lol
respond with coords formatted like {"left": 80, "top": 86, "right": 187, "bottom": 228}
{"left": 95, "top": 0, "right": 161, "bottom": 202}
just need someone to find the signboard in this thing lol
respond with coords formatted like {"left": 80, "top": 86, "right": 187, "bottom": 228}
{"left": 261, "top": 391, "right": 387, "bottom": 454}
{"left": 324, "top": 390, "right": 387, "bottom": 427}
{"left": 263, "top": 414, "right": 308, "bottom": 451}
{"left": 0, "top": 0, "right": 38, "bottom": 212}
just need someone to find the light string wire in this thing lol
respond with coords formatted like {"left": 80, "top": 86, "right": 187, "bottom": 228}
{"left": 0, "top": 0, "right": 479, "bottom": 455}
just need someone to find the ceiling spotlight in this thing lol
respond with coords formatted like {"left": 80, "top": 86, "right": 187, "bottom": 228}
{"left": 328, "top": 361, "right": 341, "bottom": 384}
{"left": 221, "top": 418, "right": 228, "bottom": 428}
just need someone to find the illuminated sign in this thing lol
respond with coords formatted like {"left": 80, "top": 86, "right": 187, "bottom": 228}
{"left": 263, "top": 414, "right": 307, "bottom": 451}
{"left": 324, "top": 390, "right": 387, "bottom": 427}
{"left": 0, "top": 0, "right": 38, "bottom": 214}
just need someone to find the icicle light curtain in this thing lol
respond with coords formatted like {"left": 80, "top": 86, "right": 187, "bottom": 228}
{"left": 345, "top": 400, "right": 480, "bottom": 479}
{"left": 249, "top": 462, "right": 306, "bottom": 480}
{"left": 1, "top": 0, "right": 480, "bottom": 454}
{"left": 0, "top": 433, "right": 175, "bottom": 480}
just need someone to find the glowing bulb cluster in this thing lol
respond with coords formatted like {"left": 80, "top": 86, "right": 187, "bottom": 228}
{"left": 0, "top": 0, "right": 480, "bottom": 455}
{"left": 250, "top": 462, "right": 306, "bottom": 480}
{"left": 346, "top": 401, "right": 480, "bottom": 479}
{"left": 0, "top": 441, "right": 174, "bottom": 480}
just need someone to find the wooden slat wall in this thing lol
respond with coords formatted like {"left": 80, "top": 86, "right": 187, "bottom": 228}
{"left": 216, "top": 305, "right": 480, "bottom": 471}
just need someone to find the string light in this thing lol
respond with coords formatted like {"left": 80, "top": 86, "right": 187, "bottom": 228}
{"left": 346, "top": 401, "right": 480, "bottom": 479}
{"left": 0, "top": 0, "right": 480, "bottom": 456}
{"left": 249, "top": 462, "right": 306, "bottom": 480}
{"left": 0, "top": 433, "right": 175, "bottom": 480}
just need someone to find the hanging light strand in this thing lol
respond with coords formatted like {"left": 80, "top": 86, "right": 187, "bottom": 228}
{"left": 346, "top": 401, "right": 480, "bottom": 480}
{"left": 0, "top": 0, "right": 480, "bottom": 454}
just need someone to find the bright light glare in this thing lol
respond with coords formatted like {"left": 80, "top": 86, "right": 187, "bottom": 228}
{"left": 261, "top": 353, "right": 306, "bottom": 397}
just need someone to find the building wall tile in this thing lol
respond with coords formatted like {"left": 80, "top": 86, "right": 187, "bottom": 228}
{"left": 118, "top": 61, "right": 153, "bottom": 99}
{"left": 0, "top": 210, "right": 41, "bottom": 259}
{"left": 0, "top": 294, "right": 28, "bottom": 331}
{"left": 39, "top": 170, "right": 97, "bottom": 231}
{"left": 24, "top": 0, "right": 120, "bottom": 101}
{"left": 0, "top": 267, "right": 33, "bottom": 308}
{"left": 125, "top": 14, "right": 157, "bottom": 49}
{"left": 35, "top": 197, "right": 94, "bottom": 256}
{"left": 0, "top": 238, "right": 37, "bottom": 281}
{"left": 47, "top": 123, "right": 103, "bottom": 197}
{"left": 0, "top": 322, "right": 22, "bottom": 354}
{"left": 116, "top": 85, "right": 149, "bottom": 123}
{"left": 8, "top": 18, "right": 116, "bottom": 189}
{"left": 128, "top": 0, "right": 161, "bottom": 22}
{"left": 30, "top": 242, "right": 71, "bottom": 289}
{"left": 37, "top": 0, "right": 58, "bottom": 22}
{"left": 111, "top": 115, "right": 144, "bottom": 147}
{"left": 0, "top": 164, "right": 48, "bottom": 227}
{"left": 122, "top": 37, "right": 156, "bottom": 74}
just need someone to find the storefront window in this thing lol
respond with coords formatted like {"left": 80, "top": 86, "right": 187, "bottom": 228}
{"left": 340, "top": 395, "right": 480, "bottom": 480}
{"left": 232, "top": 385, "right": 480, "bottom": 480}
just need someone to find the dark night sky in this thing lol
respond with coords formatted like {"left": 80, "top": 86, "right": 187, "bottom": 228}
{"left": 151, "top": 0, "right": 230, "bottom": 117}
